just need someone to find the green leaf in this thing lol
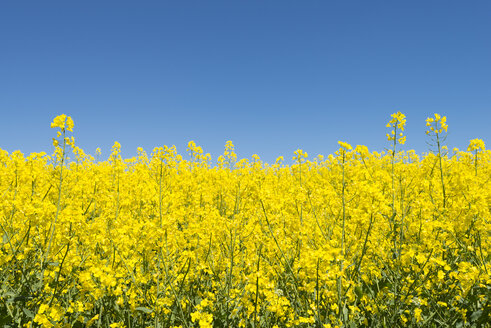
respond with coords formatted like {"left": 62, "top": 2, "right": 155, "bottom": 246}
{"left": 135, "top": 307, "right": 153, "bottom": 313}
{"left": 470, "top": 310, "right": 482, "bottom": 322}
{"left": 23, "top": 307, "right": 34, "bottom": 319}
{"left": 3, "top": 292, "right": 16, "bottom": 298}
{"left": 354, "top": 286, "right": 363, "bottom": 298}
{"left": 343, "top": 305, "right": 349, "bottom": 321}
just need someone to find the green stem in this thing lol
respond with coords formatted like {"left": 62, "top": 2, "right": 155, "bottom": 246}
{"left": 436, "top": 133, "right": 446, "bottom": 208}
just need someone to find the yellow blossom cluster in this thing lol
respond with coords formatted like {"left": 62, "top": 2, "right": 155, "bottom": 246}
{"left": 337, "top": 141, "right": 352, "bottom": 151}
{"left": 386, "top": 111, "right": 406, "bottom": 145}
{"left": 293, "top": 149, "right": 308, "bottom": 163}
{"left": 425, "top": 113, "right": 448, "bottom": 135}
{"left": 0, "top": 114, "right": 489, "bottom": 328}
{"left": 468, "top": 138, "right": 486, "bottom": 152}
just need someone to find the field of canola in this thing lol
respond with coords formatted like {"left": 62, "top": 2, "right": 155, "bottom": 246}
{"left": 0, "top": 113, "right": 489, "bottom": 328}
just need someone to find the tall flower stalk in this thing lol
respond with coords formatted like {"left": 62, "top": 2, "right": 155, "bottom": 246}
{"left": 426, "top": 114, "right": 448, "bottom": 209}
{"left": 386, "top": 111, "right": 406, "bottom": 257}
{"left": 43, "top": 115, "right": 74, "bottom": 276}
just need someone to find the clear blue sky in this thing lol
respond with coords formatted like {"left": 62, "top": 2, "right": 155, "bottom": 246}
{"left": 1, "top": 0, "right": 490, "bottom": 162}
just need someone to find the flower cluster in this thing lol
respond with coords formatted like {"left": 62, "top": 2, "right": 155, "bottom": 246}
{"left": 293, "top": 148, "right": 308, "bottom": 163}
{"left": 338, "top": 141, "right": 353, "bottom": 150}
{"left": 50, "top": 114, "right": 74, "bottom": 132}
{"left": 467, "top": 138, "right": 485, "bottom": 152}
{"left": 426, "top": 113, "right": 448, "bottom": 135}
{"left": 386, "top": 111, "right": 406, "bottom": 144}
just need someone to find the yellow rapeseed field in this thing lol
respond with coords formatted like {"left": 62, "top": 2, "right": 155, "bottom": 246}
{"left": 0, "top": 113, "right": 489, "bottom": 327}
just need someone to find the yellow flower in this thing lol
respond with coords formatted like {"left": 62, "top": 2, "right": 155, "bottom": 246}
{"left": 387, "top": 112, "right": 406, "bottom": 144}
{"left": 48, "top": 305, "right": 64, "bottom": 321}
{"left": 467, "top": 138, "right": 485, "bottom": 151}
{"left": 293, "top": 149, "right": 308, "bottom": 162}
{"left": 87, "top": 314, "right": 99, "bottom": 326}
{"left": 109, "top": 323, "right": 125, "bottom": 328}
{"left": 50, "top": 114, "right": 74, "bottom": 132}
{"left": 66, "top": 116, "right": 74, "bottom": 132}
{"left": 426, "top": 113, "right": 448, "bottom": 135}
{"left": 38, "top": 304, "right": 49, "bottom": 315}
{"left": 338, "top": 141, "right": 352, "bottom": 150}
{"left": 33, "top": 313, "right": 53, "bottom": 327}
{"left": 50, "top": 114, "right": 66, "bottom": 129}
{"left": 414, "top": 308, "right": 422, "bottom": 322}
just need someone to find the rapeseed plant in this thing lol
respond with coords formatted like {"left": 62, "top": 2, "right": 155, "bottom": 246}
{"left": 0, "top": 114, "right": 489, "bottom": 327}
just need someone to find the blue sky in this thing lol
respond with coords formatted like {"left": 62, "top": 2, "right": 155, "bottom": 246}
{"left": 1, "top": 0, "right": 490, "bottom": 162}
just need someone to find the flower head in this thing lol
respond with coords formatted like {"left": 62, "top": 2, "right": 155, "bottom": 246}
{"left": 467, "top": 138, "right": 485, "bottom": 152}
{"left": 50, "top": 114, "right": 74, "bottom": 132}
{"left": 426, "top": 113, "right": 448, "bottom": 134}
{"left": 386, "top": 112, "right": 406, "bottom": 144}
{"left": 338, "top": 141, "right": 352, "bottom": 150}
